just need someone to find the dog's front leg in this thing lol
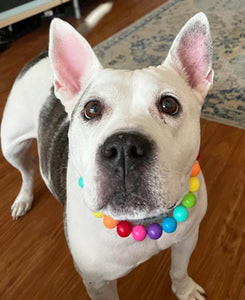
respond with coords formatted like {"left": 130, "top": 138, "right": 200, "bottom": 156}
{"left": 170, "top": 229, "right": 206, "bottom": 300}
{"left": 82, "top": 278, "right": 119, "bottom": 300}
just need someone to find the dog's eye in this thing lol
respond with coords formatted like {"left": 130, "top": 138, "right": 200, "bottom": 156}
{"left": 159, "top": 96, "right": 180, "bottom": 116}
{"left": 84, "top": 100, "right": 103, "bottom": 120}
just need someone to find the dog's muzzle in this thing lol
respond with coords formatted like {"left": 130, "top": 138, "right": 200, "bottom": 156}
{"left": 96, "top": 131, "right": 157, "bottom": 215}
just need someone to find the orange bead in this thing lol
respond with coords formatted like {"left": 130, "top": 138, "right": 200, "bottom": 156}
{"left": 103, "top": 215, "right": 118, "bottom": 229}
{"left": 191, "top": 162, "right": 200, "bottom": 177}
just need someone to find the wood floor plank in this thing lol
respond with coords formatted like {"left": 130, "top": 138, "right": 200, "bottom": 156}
{"left": 0, "top": 1, "right": 244, "bottom": 299}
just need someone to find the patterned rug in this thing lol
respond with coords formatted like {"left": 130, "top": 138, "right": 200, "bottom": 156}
{"left": 90, "top": 0, "right": 245, "bottom": 129}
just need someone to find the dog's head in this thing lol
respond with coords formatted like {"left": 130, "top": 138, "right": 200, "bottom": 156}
{"left": 49, "top": 13, "right": 213, "bottom": 221}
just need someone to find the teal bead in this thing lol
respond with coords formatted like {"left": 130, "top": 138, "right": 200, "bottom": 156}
{"left": 173, "top": 206, "right": 188, "bottom": 222}
{"left": 162, "top": 217, "right": 177, "bottom": 233}
{"left": 182, "top": 192, "right": 196, "bottom": 208}
{"left": 78, "top": 177, "right": 84, "bottom": 188}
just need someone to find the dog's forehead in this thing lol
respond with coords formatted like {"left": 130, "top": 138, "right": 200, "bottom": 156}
{"left": 86, "top": 66, "right": 184, "bottom": 101}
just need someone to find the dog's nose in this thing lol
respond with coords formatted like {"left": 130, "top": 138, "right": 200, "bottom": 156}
{"left": 100, "top": 132, "right": 153, "bottom": 178}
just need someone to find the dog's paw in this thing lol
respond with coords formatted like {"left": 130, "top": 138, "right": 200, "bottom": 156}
{"left": 11, "top": 195, "right": 33, "bottom": 220}
{"left": 172, "top": 278, "right": 206, "bottom": 300}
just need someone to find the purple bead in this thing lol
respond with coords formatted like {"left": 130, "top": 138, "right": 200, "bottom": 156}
{"left": 147, "top": 223, "right": 162, "bottom": 240}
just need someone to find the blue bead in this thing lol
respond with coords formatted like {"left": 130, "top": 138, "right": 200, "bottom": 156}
{"left": 173, "top": 206, "right": 188, "bottom": 222}
{"left": 78, "top": 177, "right": 84, "bottom": 188}
{"left": 162, "top": 217, "right": 177, "bottom": 233}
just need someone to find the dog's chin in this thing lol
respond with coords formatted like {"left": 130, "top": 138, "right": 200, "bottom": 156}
{"left": 102, "top": 202, "right": 178, "bottom": 224}
{"left": 92, "top": 187, "right": 181, "bottom": 223}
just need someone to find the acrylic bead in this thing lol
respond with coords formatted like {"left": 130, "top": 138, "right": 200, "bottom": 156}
{"left": 189, "top": 177, "right": 200, "bottom": 192}
{"left": 132, "top": 225, "right": 147, "bottom": 241}
{"left": 182, "top": 192, "right": 196, "bottom": 208}
{"left": 78, "top": 177, "right": 84, "bottom": 188}
{"left": 103, "top": 215, "right": 118, "bottom": 229}
{"left": 147, "top": 223, "right": 162, "bottom": 240}
{"left": 162, "top": 217, "right": 177, "bottom": 233}
{"left": 191, "top": 162, "right": 201, "bottom": 177}
{"left": 196, "top": 152, "right": 200, "bottom": 161}
{"left": 117, "top": 221, "right": 132, "bottom": 237}
{"left": 173, "top": 206, "right": 188, "bottom": 222}
{"left": 92, "top": 212, "right": 104, "bottom": 218}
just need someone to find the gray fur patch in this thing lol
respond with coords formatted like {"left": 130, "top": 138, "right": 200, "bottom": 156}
{"left": 38, "top": 87, "right": 69, "bottom": 205}
{"left": 17, "top": 50, "right": 48, "bottom": 79}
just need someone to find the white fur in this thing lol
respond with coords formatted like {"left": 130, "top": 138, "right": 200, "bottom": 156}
{"left": 68, "top": 67, "right": 202, "bottom": 219}
{"left": 1, "top": 58, "right": 53, "bottom": 219}
{"left": 1, "top": 13, "right": 212, "bottom": 299}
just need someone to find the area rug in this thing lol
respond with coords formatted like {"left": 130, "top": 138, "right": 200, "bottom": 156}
{"left": 91, "top": 0, "right": 245, "bottom": 129}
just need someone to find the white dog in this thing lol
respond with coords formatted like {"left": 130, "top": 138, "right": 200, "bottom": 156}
{"left": 1, "top": 12, "right": 213, "bottom": 300}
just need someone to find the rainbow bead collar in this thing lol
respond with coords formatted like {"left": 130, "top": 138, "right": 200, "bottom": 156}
{"left": 79, "top": 155, "right": 201, "bottom": 242}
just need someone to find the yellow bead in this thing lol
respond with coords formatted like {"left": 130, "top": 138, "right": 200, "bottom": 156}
{"left": 189, "top": 177, "right": 200, "bottom": 192}
{"left": 92, "top": 212, "right": 104, "bottom": 218}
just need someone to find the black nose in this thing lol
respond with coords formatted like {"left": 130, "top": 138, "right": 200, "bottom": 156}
{"left": 100, "top": 132, "right": 153, "bottom": 178}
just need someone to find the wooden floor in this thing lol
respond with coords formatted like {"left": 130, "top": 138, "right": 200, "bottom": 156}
{"left": 0, "top": 0, "right": 244, "bottom": 299}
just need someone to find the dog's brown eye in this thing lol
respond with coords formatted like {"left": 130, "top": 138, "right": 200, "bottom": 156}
{"left": 159, "top": 96, "right": 180, "bottom": 116}
{"left": 84, "top": 100, "right": 103, "bottom": 120}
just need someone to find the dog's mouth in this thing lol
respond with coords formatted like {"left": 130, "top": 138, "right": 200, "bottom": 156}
{"left": 129, "top": 213, "right": 167, "bottom": 224}
{"left": 103, "top": 192, "right": 148, "bottom": 217}
{"left": 126, "top": 201, "right": 178, "bottom": 224}
{"left": 101, "top": 191, "right": 178, "bottom": 224}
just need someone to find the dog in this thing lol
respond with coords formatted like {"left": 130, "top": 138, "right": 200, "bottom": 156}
{"left": 1, "top": 12, "right": 213, "bottom": 300}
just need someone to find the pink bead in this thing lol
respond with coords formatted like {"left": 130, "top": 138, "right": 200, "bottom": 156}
{"left": 132, "top": 225, "right": 147, "bottom": 241}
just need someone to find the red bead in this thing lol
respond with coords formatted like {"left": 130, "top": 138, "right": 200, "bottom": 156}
{"left": 117, "top": 221, "right": 132, "bottom": 237}
{"left": 196, "top": 151, "right": 200, "bottom": 161}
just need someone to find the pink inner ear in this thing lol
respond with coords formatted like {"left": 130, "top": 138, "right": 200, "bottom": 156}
{"left": 53, "top": 30, "right": 90, "bottom": 95}
{"left": 205, "top": 69, "right": 213, "bottom": 83}
{"left": 55, "top": 80, "right": 62, "bottom": 89}
{"left": 178, "top": 31, "right": 209, "bottom": 88}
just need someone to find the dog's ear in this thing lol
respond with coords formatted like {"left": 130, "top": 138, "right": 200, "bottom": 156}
{"left": 163, "top": 12, "right": 213, "bottom": 98}
{"left": 49, "top": 18, "right": 102, "bottom": 115}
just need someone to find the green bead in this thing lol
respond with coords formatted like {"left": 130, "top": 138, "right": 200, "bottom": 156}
{"left": 182, "top": 192, "right": 196, "bottom": 208}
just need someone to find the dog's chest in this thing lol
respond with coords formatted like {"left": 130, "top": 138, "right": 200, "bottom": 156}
{"left": 38, "top": 88, "right": 69, "bottom": 205}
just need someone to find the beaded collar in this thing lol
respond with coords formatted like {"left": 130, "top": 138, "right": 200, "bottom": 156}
{"left": 79, "top": 154, "right": 201, "bottom": 242}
